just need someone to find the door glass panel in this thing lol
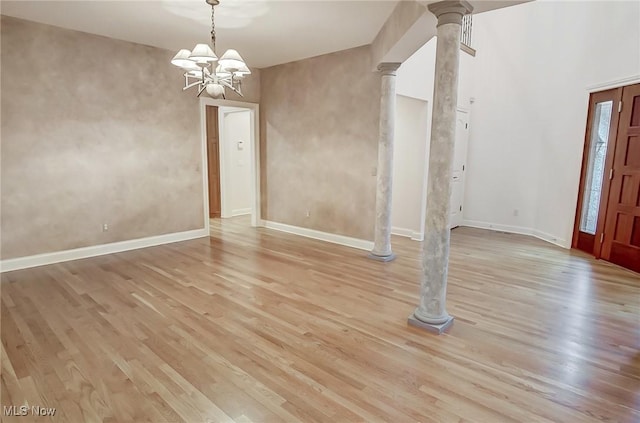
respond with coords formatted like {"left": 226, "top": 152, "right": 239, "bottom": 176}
{"left": 580, "top": 101, "right": 613, "bottom": 234}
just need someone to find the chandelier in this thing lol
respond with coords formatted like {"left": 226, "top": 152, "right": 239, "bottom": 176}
{"left": 171, "top": 0, "right": 250, "bottom": 99}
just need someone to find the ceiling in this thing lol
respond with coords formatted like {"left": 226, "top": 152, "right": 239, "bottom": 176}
{"left": 0, "top": 0, "right": 400, "bottom": 68}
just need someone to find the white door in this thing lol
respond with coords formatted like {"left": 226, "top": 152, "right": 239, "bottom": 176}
{"left": 219, "top": 107, "right": 253, "bottom": 219}
{"left": 450, "top": 110, "right": 469, "bottom": 228}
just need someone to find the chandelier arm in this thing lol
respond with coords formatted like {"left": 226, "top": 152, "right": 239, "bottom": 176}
{"left": 218, "top": 79, "right": 243, "bottom": 97}
{"left": 184, "top": 74, "right": 205, "bottom": 90}
{"left": 183, "top": 81, "right": 202, "bottom": 91}
{"left": 230, "top": 75, "right": 243, "bottom": 96}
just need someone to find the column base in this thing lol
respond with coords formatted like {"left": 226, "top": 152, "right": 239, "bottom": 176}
{"left": 407, "top": 313, "right": 454, "bottom": 335}
{"left": 367, "top": 252, "right": 396, "bottom": 262}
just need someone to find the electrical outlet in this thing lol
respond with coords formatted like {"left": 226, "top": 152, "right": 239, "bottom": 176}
{"left": 372, "top": 167, "right": 377, "bottom": 176}
{"left": 102, "top": 223, "right": 109, "bottom": 232}
{"left": 513, "top": 209, "right": 519, "bottom": 217}
{"left": 305, "top": 210, "right": 310, "bottom": 218}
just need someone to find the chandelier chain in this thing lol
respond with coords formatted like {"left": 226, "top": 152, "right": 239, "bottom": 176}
{"left": 210, "top": 4, "right": 217, "bottom": 54}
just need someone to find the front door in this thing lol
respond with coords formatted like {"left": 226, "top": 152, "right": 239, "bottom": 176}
{"left": 572, "top": 88, "right": 620, "bottom": 256}
{"left": 601, "top": 83, "right": 640, "bottom": 272}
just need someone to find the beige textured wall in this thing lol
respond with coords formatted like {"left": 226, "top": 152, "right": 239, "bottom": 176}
{"left": 0, "top": 16, "right": 207, "bottom": 259}
{"left": 226, "top": 68, "right": 261, "bottom": 104}
{"left": 260, "top": 46, "right": 380, "bottom": 240}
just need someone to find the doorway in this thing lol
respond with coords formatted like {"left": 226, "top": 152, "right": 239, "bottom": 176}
{"left": 206, "top": 105, "right": 221, "bottom": 218}
{"left": 450, "top": 109, "right": 469, "bottom": 229}
{"left": 391, "top": 101, "right": 470, "bottom": 239}
{"left": 573, "top": 82, "right": 640, "bottom": 273}
{"left": 201, "top": 99, "right": 260, "bottom": 230}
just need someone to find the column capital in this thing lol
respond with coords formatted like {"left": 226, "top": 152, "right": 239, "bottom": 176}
{"left": 377, "top": 62, "right": 401, "bottom": 76}
{"left": 427, "top": 1, "right": 473, "bottom": 26}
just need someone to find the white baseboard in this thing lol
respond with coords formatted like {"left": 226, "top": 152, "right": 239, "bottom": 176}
{"left": 391, "top": 227, "right": 423, "bottom": 241}
{"left": 531, "top": 229, "right": 569, "bottom": 249}
{"left": 461, "top": 219, "right": 568, "bottom": 249}
{"left": 231, "top": 208, "right": 252, "bottom": 217}
{"left": 411, "top": 232, "right": 424, "bottom": 241}
{"left": 462, "top": 220, "right": 533, "bottom": 236}
{"left": 263, "top": 221, "right": 374, "bottom": 251}
{"left": 0, "top": 228, "right": 209, "bottom": 273}
{"left": 391, "top": 227, "right": 414, "bottom": 238}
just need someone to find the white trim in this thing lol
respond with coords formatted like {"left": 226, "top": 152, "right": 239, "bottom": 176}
{"left": 391, "top": 226, "right": 423, "bottom": 241}
{"left": 231, "top": 208, "right": 252, "bottom": 217}
{"left": 220, "top": 107, "right": 249, "bottom": 115}
{"left": 199, "top": 98, "right": 261, "bottom": 228}
{"left": 461, "top": 219, "right": 568, "bottom": 249}
{"left": 249, "top": 105, "right": 261, "bottom": 228}
{"left": 531, "top": 229, "right": 568, "bottom": 249}
{"left": 391, "top": 227, "right": 414, "bottom": 238}
{"left": 263, "top": 221, "right": 374, "bottom": 251}
{"left": 0, "top": 228, "right": 209, "bottom": 273}
{"left": 199, "top": 103, "right": 211, "bottom": 234}
{"left": 587, "top": 75, "right": 640, "bottom": 92}
{"left": 462, "top": 219, "right": 535, "bottom": 236}
{"left": 217, "top": 107, "right": 230, "bottom": 218}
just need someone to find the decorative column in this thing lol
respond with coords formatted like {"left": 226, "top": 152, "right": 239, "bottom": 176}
{"left": 408, "top": 0, "right": 473, "bottom": 333}
{"left": 369, "top": 62, "right": 402, "bottom": 262}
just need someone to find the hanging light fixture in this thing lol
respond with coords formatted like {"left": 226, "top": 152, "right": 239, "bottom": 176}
{"left": 171, "top": 0, "right": 250, "bottom": 99}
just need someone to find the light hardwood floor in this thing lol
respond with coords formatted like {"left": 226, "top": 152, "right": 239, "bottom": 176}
{"left": 2, "top": 217, "right": 639, "bottom": 422}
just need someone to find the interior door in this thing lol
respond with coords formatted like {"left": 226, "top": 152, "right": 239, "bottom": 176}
{"left": 601, "top": 83, "right": 640, "bottom": 272}
{"left": 206, "top": 105, "right": 221, "bottom": 218}
{"left": 450, "top": 110, "right": 469, "bottom": 229}
{"left": 572, "top": 88, "right": 621, "bottom": 256}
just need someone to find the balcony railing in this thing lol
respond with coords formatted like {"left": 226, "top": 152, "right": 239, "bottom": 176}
{"left": 460, "top": 14, "right": 475, "bottom": 56}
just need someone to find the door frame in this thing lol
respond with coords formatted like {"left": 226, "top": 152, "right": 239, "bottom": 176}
{"left": 571, "top": 88, "right": 622, "bottom": 257}
{"left": 199, "top": 98, "right": 261, "bottom": 231}
{"left": 586, "top": 75, "right": 640, "bottom": 93}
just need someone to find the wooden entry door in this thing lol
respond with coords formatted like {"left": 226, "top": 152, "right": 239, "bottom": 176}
{"left": 572, "top": 88, "right": 621, "bottom": 256}
{"left": 601, "top": 83, "right": 640, "bottom": 272}
{"left": 206, "top": 106, "right": 221, "bottom": 218}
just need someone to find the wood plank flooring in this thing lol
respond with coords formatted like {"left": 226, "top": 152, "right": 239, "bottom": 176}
{"left": 2, "top": 217, "right": 639, "bottom": 422}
